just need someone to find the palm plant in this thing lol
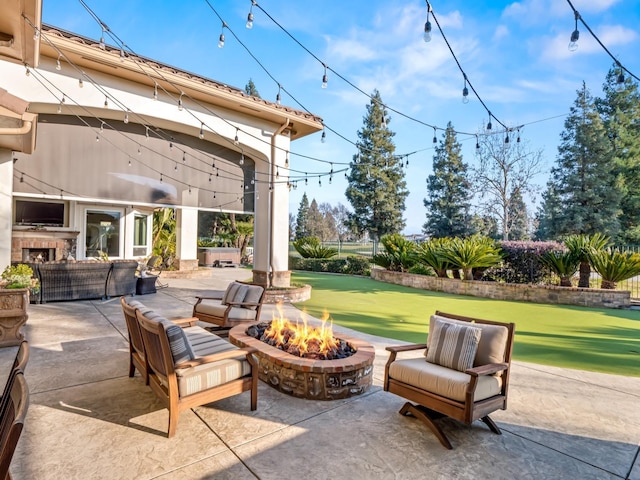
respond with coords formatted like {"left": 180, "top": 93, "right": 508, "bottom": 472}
{"left": 293, "top": 237, "right": 338, "bottom": 259}
{"left": 371, "top": 234, "right": 417, "bottom": 272}
{"left": 439, "top": 236, "right": 503, "bottom": 281}
{"left": 587, "top": 249, "right": 640, "bottom": 289}
{"left": 415, "top": 238, "right": 452, "bottom": 277}
{"left": 540, "top": 250, "right": 580, "bottom": 287}
{"left": 564, "top": 233, "right": 610, "bottom": 287}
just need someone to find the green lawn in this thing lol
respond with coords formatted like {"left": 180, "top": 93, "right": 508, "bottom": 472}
{"left": 291, "top": 272, "right": 640, "bottom": 377}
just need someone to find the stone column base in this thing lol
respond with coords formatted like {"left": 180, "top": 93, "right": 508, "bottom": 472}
{"left": 174, "top": 258, "right": 198, "bottom": 271}
{"left": 252, "top": 269, "right": 291, "bottom": 288}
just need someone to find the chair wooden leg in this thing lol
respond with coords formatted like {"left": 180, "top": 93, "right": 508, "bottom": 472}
{"left": 399, "top": 402, "right": 453, "bottom": 450}
{"left": 167, "top": 408, "right": 178, "bottom": 438}
{"left": 480, "top": 415, "right": 502, "bottom": 435}
{"left": 128, "top": 358, "right": 135, "bottom": 378}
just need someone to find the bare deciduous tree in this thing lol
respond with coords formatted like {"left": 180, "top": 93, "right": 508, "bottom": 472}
{"left": 473, "top": 133, "right": 544, "bottom": 240}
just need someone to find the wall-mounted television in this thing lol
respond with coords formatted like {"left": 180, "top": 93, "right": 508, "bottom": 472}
{"left": 14, "top": 199, "right": 66, "bottom": 227}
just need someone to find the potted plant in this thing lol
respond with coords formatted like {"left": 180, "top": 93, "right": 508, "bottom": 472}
{"left": 1, "top": 263, "right": 39, "bottom": 296}
{"left": 0, "top": 263, "right": 34, "bottom": 346}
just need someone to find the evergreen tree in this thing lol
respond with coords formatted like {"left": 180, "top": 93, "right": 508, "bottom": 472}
{"left": 345, "top": 90, "right": 408, "bottom": 245}
{"left": 538, "top": 82, "right": 620, "bottom": 239}
{"left": 596, "top": 64, "right": 640, "bottom": 243}
{"left": 244, "top": 78, "right": 260, "bottom": 98}
{"left": 306, "top": 199, "right": 327, "bottom": 240}
{"left": 470, "top": 213, "right": 499, "bottom": 239}
{"left": 474, "top": 130, "right": 543, "bottom": 241}
{"left": 295, "top": 193, "right": 310, "bottom": 239}
{"left": 507, "top": 187, "right": 529, "bottom": 240}
{"left": 423, "top": 122, "right": 473, "bottom": 238}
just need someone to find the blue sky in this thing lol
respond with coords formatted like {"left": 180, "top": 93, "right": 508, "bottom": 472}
{"left": 43, "top": 0, "right": 640, "bottom": 234}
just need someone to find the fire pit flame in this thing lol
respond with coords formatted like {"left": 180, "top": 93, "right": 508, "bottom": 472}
{"left": 252, "top": 303, "right": 355, "bottom": 360}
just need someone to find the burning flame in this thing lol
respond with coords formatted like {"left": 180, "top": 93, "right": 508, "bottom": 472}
{"left": 263, "top": 303, "right": 339, "bottom": 357}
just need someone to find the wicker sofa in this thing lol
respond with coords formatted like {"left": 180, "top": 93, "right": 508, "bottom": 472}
{"left": 26, "top": 260, "right": 138, "bottom": 303}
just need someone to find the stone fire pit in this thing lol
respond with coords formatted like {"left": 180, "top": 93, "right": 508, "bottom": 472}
{"left": 229, "top": 321, "right": 375, "bottom": 400}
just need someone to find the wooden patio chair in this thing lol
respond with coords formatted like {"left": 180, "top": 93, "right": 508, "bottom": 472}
{"left": 192, "top": 281, "right": 265, "bottom": 337}
{"left": 136, "top": 309, "right": 258, "bottom": 438}
{"left": 0, "top": 341, "right": 29, "bottom": 420}
{"left": 384, "top": 311, "right": 515, "bottom": 449}
{"left": 0, "top": 373, "right": 29, "bottom": 480}
{"left": 120, "top": 297, "right": 152, "bottom": 384}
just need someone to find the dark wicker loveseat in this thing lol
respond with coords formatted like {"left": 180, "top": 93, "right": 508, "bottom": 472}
{"left": 29, "top": 260, "right": 138, "bottom": 303}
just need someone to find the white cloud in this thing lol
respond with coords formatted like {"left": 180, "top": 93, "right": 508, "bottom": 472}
{"left": 503, "top": 0, "right": 622, "bottom": 23}
{"left": 493, "top": 25, "right": 510, "bottom": 41}
{"left": 325, "top": 36, "right": 378, "bottom": 63}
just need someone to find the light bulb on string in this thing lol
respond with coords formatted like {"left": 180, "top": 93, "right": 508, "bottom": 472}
{"left": 182, "top": 152, "right": 186, "bottom": 163}
{"left": 246, "top": 1, "right": 255, "bottom": 29}
{"left": 276, "top": 84, "right": 282, "bottom": 105}
{"left": 517, "top": 129, "right": 521, "bottom": 143}
{"left": 153, "top": 83, "right": 158, "bottom": 100}
{"left": 239, "top": 153, "right": 245, "bottom": 166}
{"left": 486, "top": 112, "right": 493, "bottom": 131}
{"left": 99, "top": 26, "right": 106, "bottom": 50}
{"left": 104, "top": 96, "right": 109, "bottom": 108}
{"left": 432, "top": 127, "right": 437, "bottom": 144}
{"left": 145, "top": 126, "right": 149, "bottom": 139}
{"left": 209, "top": 173, "right": 212, "bottom": 182}
{"left": 218, "top": 22, "right": 227, "bottom": 48}
{"left": 321, "top": 129, "right": 326, "bottom": 143}
{"left": 462, "top": 74, "right": 469, "bottom": 104}
{"left": 475, "top": 134, "right": 480, "bottom": 150}
{"left": 285, "top": 151, "right": 289, "bottom": 168}
{"left": 174, "top": 162, "right": 178, "bottom": 171}
{"left": 423, "top": 5, "right": 432, "bottom": 43}
{"left": 56, "top": 55, "right": 62, "bottom": 71}
{"left": 128, "top": 158, "right": 132, "bottom": 167}
{"left": 25, "top": 65, "right": 30, "bottom": 76}
{"left": 137, "top": 147, "right": 141, "bottom": 155}
{"left": 381, "top": 112, "right": 387, "bottom": 128}
{"left": 100, "top": 122, "right": 104, "bottom": 133}
{"left": 234, "top": 128, "right": 239, "bottom": 146}
{"left": 321, "top": 64, "right": 328, "bottom": 89}
{"left": 124, "top": 111, "right": 129, "bottom": 124}
{"left": 505, "top": 131, "right": 510, "bottom": 144}
{"left": 568, "top": 11, "right": 580, "bottom": 52}
{"left": 33, "top": 29, "right": 40, "bottom": 41}
{"left": 178, "top": 92, "right": 184, "bottom": 111}
{"left": 120, "top": 49, "right": 125, "bottom": 62}
{"left": 78, "top": 78, "right": 83, "bottom": 88}
{"left": 199, "top": 124, "right": 205, "bottom": 140}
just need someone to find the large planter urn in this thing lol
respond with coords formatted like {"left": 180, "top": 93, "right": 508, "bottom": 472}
{"left": 0, "top": 288, "right": 29, "bottom": 347}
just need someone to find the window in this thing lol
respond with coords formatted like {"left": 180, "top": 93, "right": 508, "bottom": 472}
{"left": 14, "top": 199, "right": 66, "bottom": 227}
{"left": 85, "top": 210, "right": 121, "bottom": 258}
{"left": 133, "top": 214, "right": 148, "bottom": 257}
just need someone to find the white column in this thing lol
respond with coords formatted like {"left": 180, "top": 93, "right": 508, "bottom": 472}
{"left": 0, "top": 150, "right": 13, "bottom": 271}
{"left": 175, "top": 188, "right": 199, "bottom": 270}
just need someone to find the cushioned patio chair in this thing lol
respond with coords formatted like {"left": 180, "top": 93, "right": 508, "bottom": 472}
{"left": 121, "top": 297, "right": 152, "bottom": 384}
{"left": 0, "top": 372, "right": 29, "bottom": 480}
{"left": 0, "top": 341, "right": 29, "bottom": 420}
{"left": 384, "top": 311, "right": 515, "bottom": 449}
{"left": 136, "top": 308, "right": 258, "bottom": 438}
{"left": 192, "top": 281, "right": 265, "bottom": 336}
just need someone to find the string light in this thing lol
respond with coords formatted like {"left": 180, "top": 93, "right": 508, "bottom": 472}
{"left": 486, "top": 112, "right": 493, "bottom": 131}
{"left": 99, "top": 26, "right": 106, "bottom": 50}
{"left": 432, "top": 127, "right": 437, "bottom": 143}
{"left": 246, "top": 1, "right": 256, "bottom": 29}
{"left": 78, "top": 78, "right": 83, "bottom": 88}
{"left": 516, "top": 129, "right": 521, "bottom": 143}
{"left": 321, "top": 129, "right": 326, "bottom": 143}
{"left": 423, "top": 4, "right": 432, "bottom": 43}
{"left": 504, "top": 131, "right": 510, "bottom": 144}
{"left": 475, "top": 134, "right": 480, "bottom": 150}
{"left": 178, "top": 92, "right": 184, "bottom": 111}
{"left": 104, "top": 95, "right": 109, "bottom": 108}
{"left": 199, "top": 123, "right": 205, "bottom": 139}
{"left": 55, "top": 54, "right": 62, "bottom": 70}
{"left": 182, "top": 152, "right": 186, "bottom": 163}
{"left": 239, "top": 152, "right": 245, "bottom": 165}
{"left": 276, "top": 84, "right": 282, "bottom": 105}
{"left": 25, "top": 65, "right": 30, "bottom": 76}
{"left": 145, "top": 126, "right": 149, "bottom": 139}
{"left": 128, "top": 158, "right": 132, "bottom": 167}
{"left": 123, "top": 111, "right": 129, "bottom": 124}
{"left": 568, "top": 10, "right": 580, "bottom": 52}
{"left": 462, "top": 74, "right": 469, "bottom": 104}
{"left": 153, "top": 83, "right": 158, "bottom": 100}
{"left": 321, "top": 64, "right": 328, "bottom": 89}
{"left": 120, "top": 48, "right": 125, "bottom": 62}
{"left": 285, "top": 150, "right": 289, "bottom": 168}
{"left": 218, "top": 22, "right": 227, "bottom": 48}
{"left": 234, "top": 128, "right": 239, "bottom": 145}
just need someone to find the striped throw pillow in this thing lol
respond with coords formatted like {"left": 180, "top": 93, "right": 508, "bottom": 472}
{"left": 161, "top": 319, "right": 195, "bottom": 366}
{"left": 426, "top": 318, "right": 481, "bottom": 372}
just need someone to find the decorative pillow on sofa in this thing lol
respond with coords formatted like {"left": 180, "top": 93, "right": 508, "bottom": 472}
{"left": 426, "top": 317, "right": 482, "bottom": 372}
{"left": 160, "top": 319, "right": 195, "bottom": 365}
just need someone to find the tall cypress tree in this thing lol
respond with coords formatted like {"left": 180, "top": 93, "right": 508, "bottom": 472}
{"left": 423, "top": 122, "right": 473, "bottom": 238}
{"left": 294, "top": 193, "right": 310, "bottom": 239}
{"left": 507, "top": 187, "right": 529, "bottom": 240}
{"left": 539, "top": 82, "right": 620, "bottom": 239}
{"left": 345, "top": 90, "right": 408, "bottom": 244}
{"left": 596, "top": 64, "right": 640, "bottom": 243}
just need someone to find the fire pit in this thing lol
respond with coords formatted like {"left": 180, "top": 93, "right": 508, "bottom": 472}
{"left": 229, "top": 307, "right": 374, "bottom": 400}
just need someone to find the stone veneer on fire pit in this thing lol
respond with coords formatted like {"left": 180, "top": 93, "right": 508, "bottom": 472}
{"left": 229, "top": 321, "right": 375, "bottom": 400}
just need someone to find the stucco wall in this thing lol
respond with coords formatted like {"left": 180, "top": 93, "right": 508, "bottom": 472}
{"left": 371, "top": 269, "right": 630, "bottom": 309}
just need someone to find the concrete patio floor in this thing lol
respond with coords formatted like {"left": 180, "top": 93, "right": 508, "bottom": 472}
{"left": 3, "top": 269, "right": 640, "bottom": 479}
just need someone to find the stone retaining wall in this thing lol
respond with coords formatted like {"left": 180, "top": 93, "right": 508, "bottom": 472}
{"left": 371, "top": 269, "right": 630, "bottom": 309}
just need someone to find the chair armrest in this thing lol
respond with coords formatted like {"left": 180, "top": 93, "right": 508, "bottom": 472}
{"left": 226, "top": 301, "right": 262, "bottom": 308}
{"left": 385, "top": 343, "right": 428, "bottom": 353}
{"left": 195, "top": 292, "right": 225, "bottom": 301}
{"left": 171, "top": 317, "right": 199, "bottom": 327}
{"left": 465, "top": 362, "right": 509, "bottom": 377}
{"left": 175, "top": 347, "right": 258, "bottom": 368}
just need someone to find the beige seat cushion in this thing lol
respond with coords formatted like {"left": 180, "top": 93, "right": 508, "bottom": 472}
{"left": 428, "top": 315, "right": 509, "bottom": 366}
{"left": 183, "top": 326, "right": 237, "bottom": 356}
{"left": 195, "top": 301, "right": 257, "bottom": 321}
{"left": 175, "top": 356, "right": 252, "bottom": 396}
{"left": 389, "top": 358, "right": 502, "bottom": 402}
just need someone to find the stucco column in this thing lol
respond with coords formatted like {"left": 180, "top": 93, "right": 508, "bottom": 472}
{"left": 0, "top": 150, "right": 12, "bottom": 271}
{"left": 252, "top": 129, "right": 291, "bottom": 288}
{"left": 175, "top": 188, "right": 198, "bottom": 271}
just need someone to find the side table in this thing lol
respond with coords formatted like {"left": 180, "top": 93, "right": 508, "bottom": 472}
{"left": 136, "top": 275, "right": 157, "bottom": 295}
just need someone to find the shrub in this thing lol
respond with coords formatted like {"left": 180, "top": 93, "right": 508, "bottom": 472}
{"left": 587, "top": 249, "right": 640, "bottom": 289}
{"left": 564, "top": 233, "right": 611, "bottom": 287}
{"left": 371, "top": 234, "right": 417, "bottom": 272}
{"left": 407, "top": 264, "right": 436, "bottom": 276}
{"left": 414, "top": 238, "right": 452, "bottom": 277}
{"left": 289, "top": 255, "right": 371, "bottom": 276}
{"left": 343, "top": 256, "right": 371, "bottom": 276}
{"left": 539, "top": 250, "right": 580, "bottom": 287}
{"left": 487, "top": 241, "right": 563, "bottom": 284}
{"left": 439, "top": 236, "right": 502, "bottom": 280}
{"left": 293, "top": 237, "right": 338, "bottom": 259}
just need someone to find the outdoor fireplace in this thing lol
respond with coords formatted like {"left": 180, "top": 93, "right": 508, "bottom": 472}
{"left": 229, "top": 307, "right": 374, "bottom": 400}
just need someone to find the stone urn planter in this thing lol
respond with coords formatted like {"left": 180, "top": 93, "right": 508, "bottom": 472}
{"left": 0, "top": 288, "right": 29, "bottom": 347}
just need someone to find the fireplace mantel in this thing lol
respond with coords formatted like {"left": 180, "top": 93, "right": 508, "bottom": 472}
{"left": 12, "top": 229, "right": 80, "bottom": 263}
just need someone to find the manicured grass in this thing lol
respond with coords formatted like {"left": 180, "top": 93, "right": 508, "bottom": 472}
{"left": 291, "top": 272, "right": 640, "bottom": 377}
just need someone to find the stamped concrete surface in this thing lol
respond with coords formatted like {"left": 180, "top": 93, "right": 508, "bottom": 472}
{"left": 2, "top": 269, "right": 639, "bottom": 479}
